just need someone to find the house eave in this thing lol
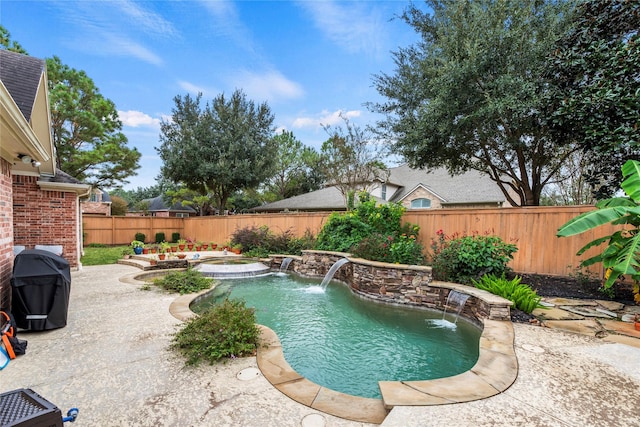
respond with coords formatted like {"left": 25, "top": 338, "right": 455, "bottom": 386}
{"left": 37, "top": 180, "right": 92, "bottom": 198}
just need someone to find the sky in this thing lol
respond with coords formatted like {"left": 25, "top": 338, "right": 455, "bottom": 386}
{"left": 3, "top": 0, "right": 422, "bottom": 190}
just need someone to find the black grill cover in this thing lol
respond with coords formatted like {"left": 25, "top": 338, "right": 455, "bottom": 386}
{"left": 11, "top": 249, "right": 71, "bottom": 330}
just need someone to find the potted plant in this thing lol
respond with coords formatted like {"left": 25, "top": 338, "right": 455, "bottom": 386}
{"left": 196, "top": 241, "right": 203, "bottom": 251}
{"left": 177, "top": 253, "right": 187, "bottom": 259}
{"left": 201, "top": 242, "right": 209, "bottom": 250}
{"left": 122, "top": 247, "right": 133, "bottom": 259}
{"left": 160, "top": 241, "right": 172, "bottom": 253}
{"left": 210, "top": 242, "right": 217, "bottom": 250}
{"left": 177, "top": 238, "right": 187, "bottom": 250}
{"left": 186, "top": 238, "right": 194, "bottom": 251}
{"left": 131, "top": 240, "right": 145, "bottom": 255}
{"left": 231, "top": 244, "right": 242, "bottom": 255}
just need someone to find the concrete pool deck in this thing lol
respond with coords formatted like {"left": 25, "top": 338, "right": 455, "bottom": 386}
{"left": 1, "top": 264, "right": 639, "bottom": 426}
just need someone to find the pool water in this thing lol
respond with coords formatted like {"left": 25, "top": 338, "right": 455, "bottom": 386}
{"left": 192, "top": 273, "right": 481, "bottom": 398}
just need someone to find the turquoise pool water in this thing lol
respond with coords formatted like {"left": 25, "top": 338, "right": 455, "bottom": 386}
{"left": 192, "top": 273, "right": 481, "bottom": 398}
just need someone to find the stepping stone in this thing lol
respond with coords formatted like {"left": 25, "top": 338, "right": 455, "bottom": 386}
{"left": 544, "top": 297, "right": 596, "bottom": 306}
{"left": 543, "top": 319, "right": 603, "bottom": 336}
{"left": 533, "top": 306, "right": 584, "bottom": 320}
{"left": 560, "top": 306, "right": 616, "bottom": 318}
{"left": 596, "top": 300, "right": 625, "bottom": 312}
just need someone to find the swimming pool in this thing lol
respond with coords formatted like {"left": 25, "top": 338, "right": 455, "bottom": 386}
{"left": 191, "top": 273, "right": 481, "bottom": 398}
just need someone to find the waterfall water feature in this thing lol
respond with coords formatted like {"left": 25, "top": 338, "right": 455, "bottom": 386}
{"left": 442, "top": 290, "right": 470, "bottom": 325}
{"left": 320, "top": 258, "right": 350, "bottom": 290}
{"left": 280, "top": 257, "right": 293, "bottom": 272}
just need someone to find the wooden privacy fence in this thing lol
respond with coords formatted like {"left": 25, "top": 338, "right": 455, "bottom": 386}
{"left": 83, "top": 205, "right": 613, "bottom": 278}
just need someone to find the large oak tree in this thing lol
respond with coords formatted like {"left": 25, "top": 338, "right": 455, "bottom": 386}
{"left": 369, "top": 0, "right": 576, "bottom": 206}
{"left": 157, "top": 90, "right": 276, "bottom": 213}
{"left": 544, "top": 0, "right": 640, "bottom": 199}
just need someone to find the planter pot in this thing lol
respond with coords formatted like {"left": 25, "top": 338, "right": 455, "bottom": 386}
{"left": 202, "top": 244, "right": 208, "bottom": 250}
{"left": 150, "top": 249, "right": 157, "bottom": 254}
{"left": 178, "top": 244, "right": 185, "bottom": 250}
{"left": 211, "top": 244, "right": 217, "bottom": 250}
{"left": 196, "top": 246, "right": 202, "bottom": 251}
{"left": 133, "top": 247, "right": 143, "bottom": 255}
{"left": 232, "top": 248, "right": 241, "bottom": 254}
{"left": 158, "top": 254, "right": 166, "bottom": 260}
{"left": 187, "top": 244, "right": 194, "bottom": 251}
{"left": 171, "top": 246, "right": 178, "bottom": 252}
{"left": 142, "top": 248, "right": 149, "bottom": 254}
{"left": 177, "top": 254, "right": 186, "bottom": 259}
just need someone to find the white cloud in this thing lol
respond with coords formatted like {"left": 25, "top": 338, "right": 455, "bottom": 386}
{"left": 119, "top": 110, "right": 161, "bottom": 128}
{"left": 293, "top": 109, "right": 361, "bottom": 129}
{"left": 177, "top": 81, "right": 211, "bottom": 96}
{"left": 232, "top": 70, "right": 304, "bottom": 103}
{"left": 55, "top": 1, "right": 168, "bottom": 66}
{"left": 298, "top": 1, "right": 386, "bottom": 57}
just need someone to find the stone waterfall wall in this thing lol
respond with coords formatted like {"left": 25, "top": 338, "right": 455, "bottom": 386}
{"left": 269, "top": 250, "right": 511, "bottom": 322}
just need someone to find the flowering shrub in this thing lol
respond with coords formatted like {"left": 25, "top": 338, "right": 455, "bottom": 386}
{"left": 389, "top": 233, "right": 426, "bottom": 265}
{"left": 430, "top": 230, "right": 518, "bottom": 284}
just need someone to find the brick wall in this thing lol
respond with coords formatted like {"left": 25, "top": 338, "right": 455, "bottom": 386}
{"left": 12, "top": 175, "right": 79, "bottom": 269}
{"left": 0, "top": 158, "right": 14, "bottom": 310}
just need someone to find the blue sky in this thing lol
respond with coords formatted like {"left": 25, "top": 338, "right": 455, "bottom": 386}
{"left": 3, "top": 0, "right": 421, "bottom": 190}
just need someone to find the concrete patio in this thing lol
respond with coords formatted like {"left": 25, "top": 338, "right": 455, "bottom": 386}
{"left": 1, "top": 264, "right": 639, "bottom": 426}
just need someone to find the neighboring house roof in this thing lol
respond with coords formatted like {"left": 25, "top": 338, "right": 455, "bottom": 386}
{"left": 143, "top": 196, "right": 197, "bottom": 213}
{"left": 0, "top": 49, "right": 45, "bottom": 122}
{"left": 252, "top": 164, "right": 505, "bottom": 212}
{"left": 385, "top": 164, "right": 505, "bottom": 206}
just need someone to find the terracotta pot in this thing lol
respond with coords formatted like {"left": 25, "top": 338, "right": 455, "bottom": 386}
{"left": 178, "top": 244, "right": 185, "bottom": 250}
{"left": 187, "top": 244, "right": 194, "bottom": 250}
{"left": 150, "top": 248, "right": 157, "bottom": 254}
{"left": 158, "top": 253, "right": 166, "bottom": 260}
{"left": 142, "top": 248, "right": 149, "bottom": 254}
{"left": 202, "top": 244, "right": 208, "bottom": 250}
{"left": 635, "top": 322, "right": 640, "bottom": 331}
{"left": 171, "top": 246, "right": 178, "bottom": 252}
{"left": 196, "top": 246, "right": 202, "bottom": 251}
{"left": 211, "top": 244, "right": 217, "bottom": 250}
{"left": 232, "top": 248, "right": 241, "bottom": 254}
{"left": 177, "top": 254, "right": 186, "bottom": 259}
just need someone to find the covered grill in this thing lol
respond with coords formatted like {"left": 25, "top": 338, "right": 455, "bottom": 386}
{"left": 11, "top": 249, "right": 71, "bottom": 331}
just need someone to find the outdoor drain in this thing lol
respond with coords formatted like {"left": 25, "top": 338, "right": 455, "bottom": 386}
{"left": 236, "top": 367, "right": 261, "bottom": 381}
{"left": 301, "top": 413, "right": 326, "bottom": 427}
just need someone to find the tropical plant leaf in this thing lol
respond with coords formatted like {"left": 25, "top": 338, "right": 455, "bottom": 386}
{"left": 621, "top": 160, "right": 640, "bottom": 202}
{"left": 557, "top": 208, "right": 625, "bottom": 237}
{"left": 575, "top": 235, "right": 611, "bottom": 256}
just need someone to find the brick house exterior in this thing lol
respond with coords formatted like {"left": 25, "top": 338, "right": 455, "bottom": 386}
{"left": 0, "top": 50, "right": 90, "bottom": 310}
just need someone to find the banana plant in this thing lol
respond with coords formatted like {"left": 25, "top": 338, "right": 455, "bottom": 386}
{"left": 557, "top": 160, "right": 640, "bottom": 298}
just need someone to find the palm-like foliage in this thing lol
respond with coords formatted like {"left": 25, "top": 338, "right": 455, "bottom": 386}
{"left": 557, "top": 160, "right": 640, "bottom": 291}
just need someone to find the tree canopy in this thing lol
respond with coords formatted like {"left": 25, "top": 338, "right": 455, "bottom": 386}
{"left": 320, "top": 115, "right": 388, "bottom": 209}
{"left": 369, "top": 0, "right": 576, "bottom": 206}
{"left": 544, "top": 0, "right": 640, "bottom": 199}
{"left": 0, "top": 25, "right": 27, "bottom": 53}
{"left": 47, "top": 56, "right": 141, "bottom": 188}
{"left": 264, "top": 130, "right": 325, "bottom": 201}
{"left": 157, "top": 90, "right": 276, "bottom": 213}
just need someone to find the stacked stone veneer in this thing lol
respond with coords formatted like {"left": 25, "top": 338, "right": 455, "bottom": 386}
{"left": 271, "top": 250, "right": 511, "bottom": 322}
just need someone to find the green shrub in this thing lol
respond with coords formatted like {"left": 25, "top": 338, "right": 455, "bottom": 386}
{"left": 172, "top": 298, "right": 260, "bottom": 365}
{"left": 314, "top": 212, "right": 373, "bottom": 252}
{"left": 430, "top": 230, "right": 518, "bottom": 284}
{"left": 389, "top": 234, "right": 426, "bottom": 265}
{"left": 354, "top": 193, "right": 406, "bottom": 235}
{"left": 171, "top": 232, "right": 181, "bottom": 243}
{"left": 152, "top": 268, "right": 213, "bottom": 294}
{"left": 472, "top": 274, "right": 541, "bottom": 314}
{"left": 229, "top": 226, "right": 314, "bottom": 256}
{"left": 155, "top": 232, "right": 166, "bottom": 243}
{"left": 135, "top": 232, "right": 146, "bottom": 243}
{"left": 351, "top": 233, "right": 393, "bottom": 262}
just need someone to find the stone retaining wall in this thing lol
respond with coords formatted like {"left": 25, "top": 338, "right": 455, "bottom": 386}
{"left": 270, "top": 250, "right": 511, "bottom": 322}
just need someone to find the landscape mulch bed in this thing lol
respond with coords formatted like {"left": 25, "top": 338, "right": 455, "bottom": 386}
{"left": 505, "top": 272, "right": 636, "bottom": 324}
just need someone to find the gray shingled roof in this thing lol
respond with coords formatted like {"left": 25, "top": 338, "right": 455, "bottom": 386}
{"left": 252, "top": 165, "right": 504, "bottom": 212}
{"left": 0, "top": 50, "right": 46, "bottom": 122}
{"left": 144, "top": 196, "right": 196, "bottom": 213}
{"left": 386, "top": 164, "right": 505, "bottom": 205}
